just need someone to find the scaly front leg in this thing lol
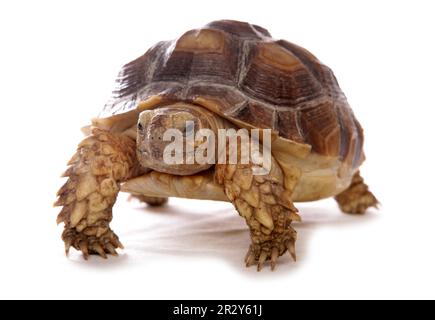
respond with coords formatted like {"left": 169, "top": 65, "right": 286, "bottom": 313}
{"left": 55, "top": 128, "right": 140, "bottom": 259}
{"left": 216, "top": 157, "right": 301, "bottom": 271}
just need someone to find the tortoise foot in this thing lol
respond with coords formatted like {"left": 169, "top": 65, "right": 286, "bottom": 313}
{"left": 245, "top": 229, "right": 297, "bottom": 272}
{"left": 63, "top": 228, "right": 124, "bottom": 260}
{"left": 335, "top": 171, "right": 379, "bottom": 214}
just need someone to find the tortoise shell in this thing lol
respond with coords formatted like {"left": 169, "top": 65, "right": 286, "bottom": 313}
{"left": 100, "top": 20, "right": 364, "bottom": 168}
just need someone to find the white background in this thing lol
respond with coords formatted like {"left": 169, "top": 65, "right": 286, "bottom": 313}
{"left": 1, "top": 0, "right": 434, "bottom": 299}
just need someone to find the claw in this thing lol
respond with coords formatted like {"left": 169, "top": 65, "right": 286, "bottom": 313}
{"left": 79, "top": 241, "right": 89, "bottom": 260}
{"left": 270, "top": 247, "right": 279, "bottom": 271}
{"left": 64, "top": 241, "right": 71, "bottom": 256}
{"left": 112, "top": 238, "right": 124, "bottom": 250}
{"left": 92, "top": 243, "right": 107, "bottom": 259}
{"left": 105, "top": 243, "right": 118, "bottom": 256}
{"left": 245, "top": 253, "right": 256, "bottom": 267}
{"left": 290, "top": 212, "right": 302, "bottom": 222}
{"left": 257, "top": 251, "right": 268, "bottom": 272}
{"left": 244, "top": 249, "right": 252, "bottom": 263}
{"left": 287, "top": 241, "right": 297, "bottom": 262}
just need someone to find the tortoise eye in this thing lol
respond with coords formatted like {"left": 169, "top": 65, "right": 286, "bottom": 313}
{"left": 138, "top": 123, "right": 144, "bottom": 131}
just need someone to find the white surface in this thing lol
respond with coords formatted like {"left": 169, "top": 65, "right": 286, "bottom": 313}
{"left": 1, "top": 0, "right": 435, "bottom": 299}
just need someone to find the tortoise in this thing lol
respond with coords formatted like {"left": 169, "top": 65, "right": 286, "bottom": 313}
{"left": 55, "top": 20, "right": 378, "bottom": 271}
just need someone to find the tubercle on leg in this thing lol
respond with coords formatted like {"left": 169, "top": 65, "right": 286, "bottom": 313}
{"left": 216, "top": 159, "right": 300, "bottom": 270}
{"left": 54, "top": 128, "right": 140, "bottom": 257}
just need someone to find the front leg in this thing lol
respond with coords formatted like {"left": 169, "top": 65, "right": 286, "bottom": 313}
{"left": 55, "top": 128, "right": 140, "bottom": 259}
{"left": 216, "top": 158, "right": 300, "bottom": 271}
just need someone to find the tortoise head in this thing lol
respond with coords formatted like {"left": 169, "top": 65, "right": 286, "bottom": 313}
{"left": 136, "top": 103, "right": 216, "bottom": 175}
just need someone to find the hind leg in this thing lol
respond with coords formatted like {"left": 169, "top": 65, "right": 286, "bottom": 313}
{"left": 335, "top": 171, "right": 379, "bottom": 214}
{"left": 129, "top": 194, "right": 168, "bottom": 206}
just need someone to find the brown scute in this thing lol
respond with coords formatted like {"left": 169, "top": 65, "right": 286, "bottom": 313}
{"left": 102, "top": 20, "right": 364, "bottom": 163}
{"left": 182, "top": 29, "right": 239, "bottom": 84}
{"left": 278, "top": 40, "right": 343, "bottom": 98}
{"left": 299, "top": 103, "right": 341, "bottom": 156}
{"left": 176, "top": 29, "right": 227, "bottom": 53}
{"left": 277, "top": 40, "right": 320, "bottom": 63}
{"left": 153, "top": 28, "right": 239, "bottom": 85}
{"left": 153, "top": 51, "right": 193, "bottom": 82}
{"left": 230, "top": 102, "right": 276, "bottom": 129}
{"left": 186, "top": 84, "right": 245, "bottom": 114}
{"left": 138, "top": 81, "right": 184, "bottom": 102}
{"left": 188, "top": 46, "right": 239, "bottom": 84}
{"left": 112, "top": 41, "right": 167, "bottom": 99}
{"left": 277, "top": 40, "right": 321, "bottom": 78}
{"left": 257, "top": 42, "right": 301, "bottom": 71}
{"left": 241, "top": 43, "right": 324, "bottom": 105}
{"left": 336, "top": 103, "right": 358, "bottom": 165}
{"left": 206, "top": 20, "right": 271, "bottom": 39}
{"left": 277, "top": 110, "right": 305, "bottom": 143}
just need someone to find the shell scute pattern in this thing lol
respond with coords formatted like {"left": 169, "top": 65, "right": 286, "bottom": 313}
{"left": 101, "top": 20, "right": 363, "bottom": 167}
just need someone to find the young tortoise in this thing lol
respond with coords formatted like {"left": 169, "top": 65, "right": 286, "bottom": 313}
{"left": 55, "top": 20, "right": 378, "bottom": 271}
